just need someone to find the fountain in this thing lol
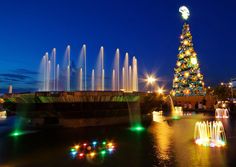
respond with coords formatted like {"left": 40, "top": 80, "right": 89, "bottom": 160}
{"left": 56, "top": 64, "right": 60, "bottom": 91}
{"left": 91, "top": 69, "right": 95, "bottom": 91}
{"left": 66, "top": 46, "right": 71, "bottom": 91}
{"left": 96, "top": 46, "right": 104, "bottom": 91}
{"left": 174, "top": 106, "right": 183, "bottom": 116}
{"left": 215, "top": 108, "right": 229, "bottom": 118}
{"left": 166, "top": 95, "right": 183, "bottom": 119}
{"left": 39, "top": 45, "right": 139, "bottom": 92}
{"left": 113, "top": 49, "right": 120, "bottom": 90}
{"left": 51, "top": 48, "right": 56, "bottom": 91}
{"left": 124, "top": 53, "right": 129, "bottom": 91}
{"left": 79, "top": 68, "right": 83, "bottom": 91}
{"left": 78, "top": 45, "right": 86, "bottom": 91}
{"left": 152, "top": 111, "right": 163, "bottom": 123}
{"left": 112, "top": 69, "right": 115, "bottom": 91}
{"left": 194, "top": 121, "right": 226, "bottom": 147}
{"left": 132, "top": 56, "right": 138, "bottom": 91}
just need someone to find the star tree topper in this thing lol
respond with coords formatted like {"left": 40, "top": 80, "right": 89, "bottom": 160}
{"left": 179, "top": 6, "right": 190, "bottom": 20}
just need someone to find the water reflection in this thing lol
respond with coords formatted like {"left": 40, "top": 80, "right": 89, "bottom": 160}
{"left": 149, "top": 121, "right": 174, "bottom": 166}
{"left": 0, "top": 114, "right": 235, "bottom": 166}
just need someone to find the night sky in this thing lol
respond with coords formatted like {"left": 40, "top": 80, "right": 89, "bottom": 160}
{"left": 0, "top": 0, "right": 235, "bottom": 92}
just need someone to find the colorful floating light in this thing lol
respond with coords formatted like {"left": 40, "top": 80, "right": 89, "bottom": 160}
{"left": 194, "top": 121, "right": 226, "bottom": 147}
{"left": 69, "top": 140, "right": 116, "bottom": 160}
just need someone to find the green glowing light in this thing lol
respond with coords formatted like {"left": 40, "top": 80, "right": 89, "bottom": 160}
{"left": 172, "top": 116, "right": 180, "bottom": 120}
{"left": 130, "top": 125, "right": 145, "bottom": 132}
{"left": 102, "top": 141, "right": 106, "bottom": 145}
{"left": 70, "top": 148, "right": 76, "bottom": 152}
{"left": 101, "top": 150, "right": 106, "bottom": 155}
{"left": 10, "top": 130, "right": 23, "bottom": 137}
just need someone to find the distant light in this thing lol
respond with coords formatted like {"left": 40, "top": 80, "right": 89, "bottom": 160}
{"left": 145, "top": 75, "right": 157, "bottom": 85}
{"left": 184, "top": 72, "right": 189, "bottom": 78}
{"left": 74, "top": 145, "right": 80, "bottom": 149}
{"left": 101, "top": 150, "right": 106, "bottom": 155}
{"left": 222, "top": 103, "right": 226, "bottom": 108}
{"left": 71, "top": 151, "right": 77, "bottom": 156}
{"left": 108, "top": 148, "right": 114, "bottom": 153}
{"left": 107, "top": 142, "right": 113, "bottom": 147}
{"left": 191, "top": 57, "right": 197, "bottom": 65}
{"left": 70, "top": 148, "right": 76, "bottom": 152}
{"left": 102, "top": 141, "right": 106, "bottom": 145}
{"left": 90, "top": 152, "right": 96, "bottom": 157}
{"left": 157, "top": 88, "right": 165, "bottom": 94}
{"left": 92, "top": 141, "right": 97, "bottom": 146}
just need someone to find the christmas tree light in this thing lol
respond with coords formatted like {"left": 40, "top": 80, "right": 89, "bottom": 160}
{"left": 172, "top": 8, "right": 206, "bottom": 96}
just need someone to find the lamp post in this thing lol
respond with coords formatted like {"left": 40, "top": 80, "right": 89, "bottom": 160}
{"left": 157, "top": 87, "right": 164, "bottom": 95}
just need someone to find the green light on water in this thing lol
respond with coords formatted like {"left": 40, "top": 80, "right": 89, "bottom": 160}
{"left": 172, "top": 116, "right": 180, "bottom": 120}
{"left": 10, "top": 130, "right": 23, "bottom": 137}
{"left": 130, "top": 125, "right": 145, "bottom": 132}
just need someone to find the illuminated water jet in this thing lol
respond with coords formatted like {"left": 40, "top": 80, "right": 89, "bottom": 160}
{"left": 194, "top": 121, "right": 226, "bottom": 147}
{"left": 215, "top": 108, "right": 229, "bottom": 119}
{"left": 152, "top": 111, "right": 163, "bottom": 123}
{"left": 39, "top": 45, "right": 139, "bottom": 92}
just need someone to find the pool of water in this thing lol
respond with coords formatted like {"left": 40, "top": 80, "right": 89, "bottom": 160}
{"left": 0, "top": 113, "right": 236, "bottom": 167}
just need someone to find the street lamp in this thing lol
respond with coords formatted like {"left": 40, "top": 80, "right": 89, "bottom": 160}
{"left": 157, "top": 87, "right": 165, "bottom": 95}
{"left": 145, "top": 74, "right": 157, "bottom": 92}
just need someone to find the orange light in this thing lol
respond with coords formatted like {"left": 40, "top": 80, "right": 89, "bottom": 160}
{"left": 74, "top": 145, "right": 80, "bottom": 149}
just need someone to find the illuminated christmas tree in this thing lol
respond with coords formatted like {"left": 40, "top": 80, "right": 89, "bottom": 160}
{"left": 172, "top": 6, "right": 206, "bottom": 96}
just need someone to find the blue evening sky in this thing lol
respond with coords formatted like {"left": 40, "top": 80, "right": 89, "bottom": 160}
{"left": 0, "top": 0, "right": 235, "bottom": 92}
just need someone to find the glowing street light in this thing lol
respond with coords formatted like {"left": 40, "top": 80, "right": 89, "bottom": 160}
{"left": 157, "top": 87, "right": 165, "bottom": 94}
{"left": 145, "top": 74, "right": 157, "bottom": 85}
{"left": 145, "top": 74, "right": 157, "bottom": 93}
